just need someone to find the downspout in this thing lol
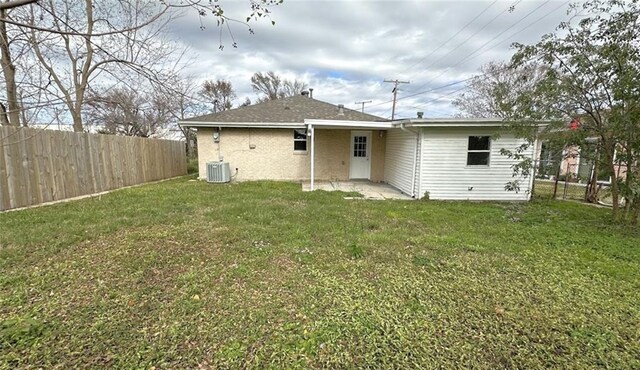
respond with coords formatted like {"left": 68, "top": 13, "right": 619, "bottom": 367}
{"left": 400, "top": 122, "right": 419, "bottom": 198}
{"left": 309, "top": 124, "right": 315, "bottom": 191}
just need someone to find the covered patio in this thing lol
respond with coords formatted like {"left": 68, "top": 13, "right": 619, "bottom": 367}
{"left": 305, "top": 119, "right": 393, "bottom": 191}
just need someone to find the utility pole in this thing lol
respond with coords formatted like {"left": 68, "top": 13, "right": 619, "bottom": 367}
{"left": 383, "top": 79, "right": 409, "bottom": 120}
{"left": 354, "top": 100, "right": 372, "bottom": 113}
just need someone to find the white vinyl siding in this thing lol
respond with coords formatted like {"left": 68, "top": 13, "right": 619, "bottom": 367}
{"left": 384, "top": 129, "right": 417, "bottom": 196}
{"left": 419, "top": 128, "right": 533, "bottom": 201}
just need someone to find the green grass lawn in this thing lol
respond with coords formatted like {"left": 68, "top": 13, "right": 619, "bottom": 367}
{"left": 1, "top": 178, "right": 639, "bottom": 368}
{"left": 535, "top": 179, "right": 589, "bottom": 201}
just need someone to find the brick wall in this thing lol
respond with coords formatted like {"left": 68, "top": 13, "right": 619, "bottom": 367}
{"left": 197, "top": 127, "right": 385, "bottom": 182}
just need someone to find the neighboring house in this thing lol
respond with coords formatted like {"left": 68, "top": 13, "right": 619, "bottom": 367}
{"left": 536, "top": 118, "right": 628, "bottom": 183}
{"left": 180, "top": 93, "right": 537, "bottom": 201}
{"left": 554, "top": 145, "right": 627, "bottom": 183}
{"left": 538, "top": 143, "right": 585, "bottom": 180}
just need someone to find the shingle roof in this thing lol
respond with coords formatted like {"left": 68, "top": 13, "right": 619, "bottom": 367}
{"left": 182, "top": 95, "right": 386, "bottom": 123}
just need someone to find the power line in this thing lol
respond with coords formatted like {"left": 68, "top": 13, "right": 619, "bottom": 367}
{"left": 407, "top": 0, "right": 523, "bottom": 87}
{"left": 368, "top": 76, "right": 475, "bottom": 109}
{"left": 368, "top": 0, "right": 525, "bottom": 110}
{"left": 383, "top": 79, "right": 410, "bottom": 120}
{"left": 369, "top": 0, "right": 515, "bottom": 113}
{"left": 392, "top": 85, "right": 469, "bottom": 119}
{"left": 408, "top": 0, "right": 559, "bottom": 96}
{"left": 402, "top": 0, "right": 498, "bottom": 74}
{"left": 367, "top": 0, "right": 567, "bottom": 114}
{"left": 369, "top": 54, "right": 538, "bottom": 117}
{"left": 418, "top": 85, "right": 468, "bottom": 107}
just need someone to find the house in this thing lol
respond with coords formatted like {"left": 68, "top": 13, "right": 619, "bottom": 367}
{"left": 536, "top": 119, "right": 628, "bottom": 183}
{"left": 180, "top": 93, "right": 537, "bottom": 201}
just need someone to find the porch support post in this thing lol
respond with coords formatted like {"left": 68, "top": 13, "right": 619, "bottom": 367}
{"left": 310, "top": 124, "right": 315, "bottom": 191}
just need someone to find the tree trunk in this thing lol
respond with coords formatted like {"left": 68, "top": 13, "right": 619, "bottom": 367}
{"left": 72, "top": 112, "right": 83, "bottom": 132}
{"left": 0, "top": 9, "right": 21, "bottom": 126}
{"left": 553, "top": 155, "right": 562, "bottom": 199}
{"left": 622, "top": 147, "right": 633, "bottom": 220}
{"left": 586, "top": 156, "right": 599, "bottom": 203}
{"left": 605, "top": 143, "right": 620, "bottom": 219}
{"left": 631, "top": 198, "right": 640, "bottom": 226}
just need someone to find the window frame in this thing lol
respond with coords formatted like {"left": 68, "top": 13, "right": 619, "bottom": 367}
{"left": 466, "top": 135, "right": 491, "bottom": 167}
{"left": 293, "top": 129, "right": 308, "bottom": 152}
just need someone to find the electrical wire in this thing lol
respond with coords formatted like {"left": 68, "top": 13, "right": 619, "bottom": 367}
{"left": 369, "top": 0, "right": 568, "bottom": 115}
{"left": 408, "top": 0, "right": 523, "bottom": 83}
{"left": 408, "top": 0, "right": 560, "bottom": 95}
{"left": 402, "top": 0, "right": 499, "bottom": 74}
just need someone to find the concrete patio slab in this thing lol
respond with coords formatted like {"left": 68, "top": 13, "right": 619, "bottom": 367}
{"left": 302, "top": 181, "right": 413, "bottom": 200}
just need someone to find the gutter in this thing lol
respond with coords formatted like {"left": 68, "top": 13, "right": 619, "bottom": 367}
{"left": 399, "top": 121, "right": 420, "bottom": 198}
{"left": 178, "top": 121, "right": 305, "bottom": 129}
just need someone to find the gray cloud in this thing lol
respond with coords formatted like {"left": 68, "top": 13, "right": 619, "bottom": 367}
{"left": 166, "top": 0, "right": 575, "bottom": 119}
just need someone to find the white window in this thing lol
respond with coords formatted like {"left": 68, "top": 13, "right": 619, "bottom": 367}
{"left": 294, "top": 129, "right": 307, "bottom": 151}
{"left": 467, "top": 136, "right": 491, "bottom": 166}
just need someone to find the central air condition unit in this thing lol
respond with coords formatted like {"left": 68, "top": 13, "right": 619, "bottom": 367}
{"left": 206, "top": 161, "right": 231, "bottom": 183}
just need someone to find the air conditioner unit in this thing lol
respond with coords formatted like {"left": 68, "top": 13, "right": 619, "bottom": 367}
{"left": 206, "top": 161, "right": 231, "bottom": 183}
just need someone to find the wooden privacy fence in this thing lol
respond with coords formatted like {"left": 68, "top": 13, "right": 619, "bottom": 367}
{"left": 0, "top": 126, "right": 187, "bottom": 211}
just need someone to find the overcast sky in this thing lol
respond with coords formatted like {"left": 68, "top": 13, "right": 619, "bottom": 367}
{"left": 166, "top": 0, "right": 577, "bottom": 119}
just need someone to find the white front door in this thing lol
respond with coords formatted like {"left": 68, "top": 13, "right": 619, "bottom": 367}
{"left": 349, "top": 131, "right": 371, "bottom": 179}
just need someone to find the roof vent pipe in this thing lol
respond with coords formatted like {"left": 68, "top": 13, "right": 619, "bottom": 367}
{"left": 301, "top": 91, "right": 309, "bottom": 97}
{"left": 309, "top": 88, "right": 313, "bottom": 98}
{"left": 417, "top": 111, "right": 424, "bottom": 118}
{"left": 338, "top": 104, "right": 345, "bottom": 115}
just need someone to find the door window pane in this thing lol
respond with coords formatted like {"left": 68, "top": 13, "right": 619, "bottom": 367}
{"left": 353, "top": 136, "right": 367, "bottom": 157}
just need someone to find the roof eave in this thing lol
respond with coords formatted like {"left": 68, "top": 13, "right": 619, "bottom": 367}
{"left": 179, "top": 121, "right": 306, "bottom": 129}
{"left": 393, "top": 118, "right": 550, "bottom": 128}
{"left": 304, "top": 119, "right": 393, "bottom": 129}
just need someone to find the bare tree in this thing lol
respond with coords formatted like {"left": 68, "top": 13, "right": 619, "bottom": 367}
{"left": 165, "top": 75, "right": 205, "bottom": 156}
{"left": 250, "top": 71, "right": 306, "bottom": 102}
{"left": 453, "top": 61, "right": 545, "bottom": 118}
{"left": 1, "top": 0, "right": 284, "bottom": 128}
{"left": 13, "top": 0, "right": 182, "bottom": 132}
{"left": 282, "top": 79, "right": 307, "bottom": 98}
{"left": 200, "top": 79, "right": 236, "bottom": 112}
{"left": 85, "top": 86, "right": 173, "bottom": 138}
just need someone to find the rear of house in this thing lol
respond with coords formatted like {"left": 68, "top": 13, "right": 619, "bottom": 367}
{"left": 384, "top": 120, "right": 535, "bottom": 201}
{"left": 195, "top": 126, "right": 387, "bottom": 182}
{"left": 182, "top": 95, "right": 388, "bottom": 183}
{"left": 181, "top": 94, "right": 537, "bottom": 201}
